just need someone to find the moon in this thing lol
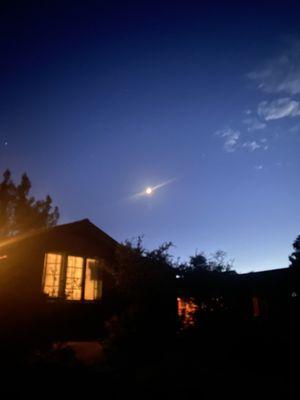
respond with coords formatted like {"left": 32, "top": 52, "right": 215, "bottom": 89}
{"left": 129, "top": 178, "right": 176, "bottom": 201}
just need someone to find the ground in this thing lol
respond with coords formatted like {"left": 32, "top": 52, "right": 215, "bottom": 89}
{"left": 1, "top": 316, "right": 299, "bottom": 398}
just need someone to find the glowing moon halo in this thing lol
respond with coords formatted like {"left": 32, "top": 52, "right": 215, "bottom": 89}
{"left": 145, "top": 187, "right": 153, "bottom": 195}
{"left": 129, "top": 178, "right": 176, "bottom": 201}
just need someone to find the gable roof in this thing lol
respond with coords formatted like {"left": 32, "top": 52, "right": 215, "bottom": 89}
{"left": 0, "top": 219, "right": 119, "bottom": 250}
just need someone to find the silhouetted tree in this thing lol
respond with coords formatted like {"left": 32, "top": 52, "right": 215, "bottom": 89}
{"left": 110, "top": 237, "right": 175, "bottom": 303}
{"left": 103, "top": 238, "right": 177, "bottom": 360}
{"left": 0, "top": 169, "right": 59, "bottom": 239}
{"left": 189, "top": 252, "right": 209, "bottom": 271}
{"left": 289, "top": 235, "right": 300, "bottom": 268}
{"left": 176, "top": 250, "right": 236, "bottom": 322}
{"left": 208, "top": 250, "right": 234, "bottom": 272}
{"left": 188, "top": 250, "right": 234, "bottom": 273}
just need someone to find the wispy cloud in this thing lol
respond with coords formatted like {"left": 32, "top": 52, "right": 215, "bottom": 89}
{"left": 258, "top": 98, "right": 300, "bottom": 120}
{"left": 216, "top": 127, "right": 269, "bottom": 153}
{"left": 242, "top": 141, "right": 261, "bottom": 151}
{"left": 254, "top": 165, "right": 263, "bottom": 170}
{"left": 247, "top": 39, "right": 300, "bottom": 95}
{"left": 243, "top": 117, "right": 266, "bottom": 131}
{"left": 216, "top": 128, "right": 240, "bottom": 152}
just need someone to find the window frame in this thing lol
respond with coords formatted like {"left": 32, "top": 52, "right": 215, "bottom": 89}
{"left": 42, "top": 252, "right": 64, "bottom": 299}
{"left": 83, "top": 257, "right": 103, "bottom": 302}
{"left": 42, "top": 252, "right": 102, "bottom": 302}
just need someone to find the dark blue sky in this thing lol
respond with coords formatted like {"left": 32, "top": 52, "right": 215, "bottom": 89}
{"left": 1, "top": 1, "right": 300, "bottom": 271}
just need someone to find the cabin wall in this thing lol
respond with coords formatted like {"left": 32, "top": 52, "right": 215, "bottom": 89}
{"left": 0, "top": 230, "right": 115, "bottom": 297}
{"left": 0, "top": 230, "right": 117, "bottom": 340}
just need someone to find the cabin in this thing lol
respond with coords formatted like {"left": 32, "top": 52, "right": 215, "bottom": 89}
{"left": 0, "top": 219, "right": 119, "bottom": 340}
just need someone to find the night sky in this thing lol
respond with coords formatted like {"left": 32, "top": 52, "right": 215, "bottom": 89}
{"left": 1, "top": 1, "right": 300, "bottom": 272}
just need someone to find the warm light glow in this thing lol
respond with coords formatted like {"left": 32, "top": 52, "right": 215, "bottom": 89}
{"left": 65, "top": 256, "right": 84, "bottom": 300}
{"left": 43, "top": 253, "right": 62, "bottom": 297}
{"left": 146, "top": 187, "right": 152, "bottom": 195}
{"left": 252, "top": 296, "right": 260, "bottom": 317}
{"left": 177, "top": 297, "right": 199, "bottom": 329}
{"left": 84, "top": 258, "right": 102, "bottom": 300}
{"left": 42, "top": 253, "right": 103, "bottom": 301}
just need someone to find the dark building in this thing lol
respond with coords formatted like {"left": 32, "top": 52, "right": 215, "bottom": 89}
{"left": 177, "top": 267, "right": 300, "bottom": 327}
{"left": 1, "top": 219, "right": 299, "bottom": 339}
{"left": 0, "top": 219, "right": 119, "bottom": 340}
{"left": 239, "top": 267, "right": 300, "bottom": 318}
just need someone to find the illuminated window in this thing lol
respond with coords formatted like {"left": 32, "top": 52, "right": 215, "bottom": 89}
{"left": 84, "top": 258, "right": 102, "bottom": 300}
{"left": 65, "top": 256, "right": 84, "bottom": 300}
{"left": 43, "top": 253, "right": 63, "bottom": 297}
{"left": 42, "top": 253, "right": 103, "bottom": 301}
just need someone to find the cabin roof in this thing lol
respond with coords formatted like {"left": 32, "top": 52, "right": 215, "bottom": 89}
{"left": 0, "top": 219, "right": 119, "bottom": 250}
{"left": 240, "top": 267, "right": 289, "bottom": 278}
{"left": 239, "top": 268, "right": 289, "bottom": 276}
{"left": 238, "top": 267, "right": 292, "bottom": 287}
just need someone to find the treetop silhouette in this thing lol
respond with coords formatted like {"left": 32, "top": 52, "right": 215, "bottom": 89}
{"left": 0, "top": 169, "right": 59, "bottom": 239}
{"left": 289, "top": 235, "right": 300, "bottom": 268}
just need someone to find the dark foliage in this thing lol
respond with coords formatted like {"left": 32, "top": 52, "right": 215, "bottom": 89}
{"left": 189, "top": 249, "right": 234, "bottom": 273}
{"left": 175, "top": 250, "right": 238, "bottom": 322}
{"left": 289, "top": 235, "right": 300, "bottom": 268}
{"left": 102, "top": 238, "right": 177, "bottom": 361}
{"left": 0, "top": 169, "right": 59, "bottom": 239}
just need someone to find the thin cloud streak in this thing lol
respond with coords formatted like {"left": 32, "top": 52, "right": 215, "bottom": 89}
{"left": 258, "top": 98, "right": 300, "bottom": 120}
{"left": 129, "top": 178, "right": 176, "bottom": 201}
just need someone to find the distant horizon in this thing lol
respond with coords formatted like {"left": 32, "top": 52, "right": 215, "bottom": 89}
{"left": 57, "top": 215, "right": 291, "bottom": 274}
{"left": 0, "top": 208, "right": 291, "bottom": 273}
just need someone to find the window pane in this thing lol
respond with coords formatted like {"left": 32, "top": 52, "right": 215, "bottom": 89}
{"left": 84, "top": 258, "right": 103, "bottom": 301}
{"left": 43, "top": 253, "right": 62, "bottom": 297}
{"left": 65, "top": 256, "right": 84, "bottom": 300}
